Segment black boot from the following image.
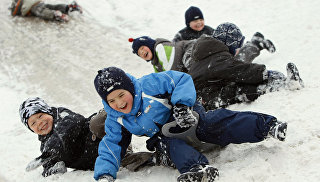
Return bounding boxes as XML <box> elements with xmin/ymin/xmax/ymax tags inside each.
<box><xmin>251</xmin><ymin>32</ymin><xmax>276</xmax><ymax>53</ymax></box>
<box><xmin>68</xmin><ymin>1</ymin><xmax>83</xmax><ymax>13</ymax></box>
<box><xmin>286</xmin><ymin>62</ymin><xmax>304</xmax><ymax>90</ymax></box>
<box><xmin>177</xmin><ymin>164</ymin><xmax>219</xmax><ymax>182</ymax></box>
<box><xmin>268</xmin><ymin>120</ymin><xmax>287</xmax><ymax>141</ymax></box>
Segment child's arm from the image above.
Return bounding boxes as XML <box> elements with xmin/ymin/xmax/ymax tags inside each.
<box><xmin>154</xmin><ymin>44</ymin><xmax>175</xmax><ymax>72</ymax></box>
<box><xmin>172</xmin><ymin>32</ymin><xmax>183</xmax><ymax>43</ymax></box>
<box><xmin>94</xmin><ymin>119</ymin><xmax>132</xmax><ymax>180</ymax></box>
<box><xmin>140</xmin><ymin>70</ymin><xmax>196</xmax><ymax>107</ymax></box>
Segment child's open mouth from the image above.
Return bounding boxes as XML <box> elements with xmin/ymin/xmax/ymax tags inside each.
<box><xmin>120</xmin><ymin>103</ymin><xmax>128</xmax><ymax>110</ymax></box>
<box><xmin>41</xmin><ymin>123</ymin><xmax>48</xmax><ymax>131</ymax></box>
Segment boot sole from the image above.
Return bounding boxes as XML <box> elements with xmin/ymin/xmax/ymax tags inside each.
<box><xmin>177</xmin><ymin>166</ymin><xmax>219</xmax><ymax>182</ymax></box>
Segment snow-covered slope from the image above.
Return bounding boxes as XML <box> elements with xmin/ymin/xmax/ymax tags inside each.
<box><xmin>0</xmin><ymin>0</ymin><xmax>319</xmax><ymax>181</ymax></box>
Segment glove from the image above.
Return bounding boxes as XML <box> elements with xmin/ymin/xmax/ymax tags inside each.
<box><xmin>42</xmin><ymin>161</ymin><xmax>67</xmax><ymax>177</ymax></box>
<box><xmin>99</xmin><ymin>175</ymin><xmax>115</xmax><ymax>182</ymax></box>
<box><xmin>172</xmin><ymin>104</ymin><xmax>197</xmax><ymax>128</ymax></box>
<box><xmin>121</xmin><ymin>152</ymin><xmax>155</xmax><ymax>172</ymax></box>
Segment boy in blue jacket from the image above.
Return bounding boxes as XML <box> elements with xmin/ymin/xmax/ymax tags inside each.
<box><xmin>93</xmin><ymin>67</ymin><xmax>287</xmax><ymax>182</ymax></box>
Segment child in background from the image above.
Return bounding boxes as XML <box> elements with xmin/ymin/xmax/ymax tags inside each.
<box><xmin>172</xmin><ymin>6</ymin><xmax>275</xmax><ymax>56</ymax></box>
<box><xmin>9</xmin><ymin>0</ymin><xmax>82</xmax><ymax>22</ymax></box>
<box><xmin>93</xmin><ymin>67</ymin><xmax>288</xmax><ymax>182</ymax></box>
<box><xmin>129</xmin><ymin>35</ymin><xmax>304</xmax><ymax>110</ymax></box>
<box><xmin>172</xmin><ymin>6</ymin><xmax>215</xmax><ymax>43</ymax></box>
<box><xmin>19</xmin><ymin>97</ymin><xmax>100</xmax><ymax>177</ymax></box>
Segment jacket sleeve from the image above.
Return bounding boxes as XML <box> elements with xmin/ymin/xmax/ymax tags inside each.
<box><xmin>172</xmin><ymin>32</ymin><xmax>182</xmax><ymax>43</ymax></box>
<box><xmin>94</xmin><ymin>117</ymin><xmax>132</xmax><ymax>180</ymax></box>
<box><xmin>141</xmin><ymin>70</ymin><xmax>196</xmax><ymax>107</ymax></box>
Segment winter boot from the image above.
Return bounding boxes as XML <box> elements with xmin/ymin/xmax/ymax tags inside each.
<box><xmin>177</xmin><ymin>164</ymin><xmax>219</xmax><ymax>182</ymax></box>
<box><xmin>251</xmin><ymin>32</ymin><xmax>276</xmax><ymax>53</ymax></box>
<box><xmin>268</xmin><ymin>121</ymin><xmax>287</xmax><ymax>141</ymax></box>
<box><xmin>68</xmin><ymin>1</ymin><xmax>83</xmax><ymax>13</ymax></box>
<box><xmin>286</xmin><ymin>62</ymin><xmax>304</xmax><ymax>90</ymax></box>
<box><xmin>54</xmin><ymin>11</ymin><xmax>69</xmax><ymax>22</ymax></box>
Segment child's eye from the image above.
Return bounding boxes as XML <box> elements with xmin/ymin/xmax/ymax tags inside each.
<box><xmin>108</xmin><ymin>100</ymin><xmax>114</xmax><ymax>104</ymax></box>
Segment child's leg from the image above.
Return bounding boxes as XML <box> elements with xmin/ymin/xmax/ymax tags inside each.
<box><xmin>234</xmin><ymin>42</ymin><xmax>261</xmax><ymax>63</ymax></box>
<box><xmin>152</xmin><ymin>136</ymin><xmax>208</xmax><ymax>174</ymax></box>
<box><xmin>89</xmin><ymin>109</ymin><xmax>107</xmax><ymax>140</ymax></box>
<box><xmin>193</xmin><ymin>102</ymin><xmax>278</xmax><ymax>146</ymax></box>
<box><xmin>30</xmin><ymin>3</ymin><xmax>68</xmax><ymax>21</ymax></box>
<box><xmin>43</xmin><ymin>4</ymin><xmax>69</xmax><ymax>14</ymax></box>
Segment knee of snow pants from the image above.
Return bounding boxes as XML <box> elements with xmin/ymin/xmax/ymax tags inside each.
<box><xmin>193</xmin><ymin>102</ymin><xmax>277</xmax><ymax>146</ymax></box>
<box><xmin>156</xmin><ymin>136</ymin><xmax>209</xmax><ymax>174</ymax></box>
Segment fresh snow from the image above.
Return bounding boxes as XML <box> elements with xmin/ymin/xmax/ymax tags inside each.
<box><xmin>1</xmin><ymin>0</ymin><xmax>320</xmax><ymax>181</ymax></box>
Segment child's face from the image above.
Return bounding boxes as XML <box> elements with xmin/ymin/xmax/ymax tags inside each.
<box><xmin>27</xmin><ymin>113</ymin><xmax>53</xmax><ymax>135</ymax></box>
<box><xmin>107</xmin><ymin>89</ymin><xmax>133</xmax><ymax>114</ymax></box>
<box><xmin>138</xmin><ymin>46</ymin><xmax>153</xmax><ymax>61</ymax></box>
<box><xmin>189</xmin><ymin>19</ymin><xmax>205</xmax><ymax>31</ymax></box>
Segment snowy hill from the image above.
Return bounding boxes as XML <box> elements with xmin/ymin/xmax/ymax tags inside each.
<box><xmin>0</xmin><ymin>0</ymin><xmax>320</xmax><ymax>181</ymax></box>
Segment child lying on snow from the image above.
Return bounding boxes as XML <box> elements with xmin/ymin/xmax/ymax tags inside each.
<box><xmin>129</xmin><ymin>34</ymin><xmax>304</xmax><ymax>110</ymax></box>
<box><xmin>19</xmin><ymin>97</ymin><xmax>153</xmax><ymax>177</ymax></box>
<box><xmin>19</xmin><ymin>97</ymin><xmax>101</xmax><ymax>177</ymax></box>
<box><xmin>93</xmin><ymin>67</ymin><xmax>288</xmax><ymax>182</ymax></box>
<box><xmin>9</xmin><ymin>0</ymin><xmax>82</xmax><ymax>22</ymax></box>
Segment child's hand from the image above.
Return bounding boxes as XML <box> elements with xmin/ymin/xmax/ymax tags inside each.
<box><xmin>173</xmin><ymin>104</ymin><xmax>197</xmax><ymax>128</ymax></box>
<box><xmin>42</xmin><ymin>161</ymin><xmax>67</xmax><ymax>177</ymax></box>
<box><xmin>99</xmin><ymin>175</ymin><xmax>115</xmax><ymax>182</ymax></box>
<box><xmin>54</xmin><ymin>11</ymin><xmax>69</xmax><ymax>22</ymax></box>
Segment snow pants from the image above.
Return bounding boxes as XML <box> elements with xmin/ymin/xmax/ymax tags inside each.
<box><xmin>149</xmin><ymin>101</ymin><xmax>277</xmax><ymax>174</ymax></box>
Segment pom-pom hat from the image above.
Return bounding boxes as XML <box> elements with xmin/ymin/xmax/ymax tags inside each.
<box><xmin>129</xmin><ymin>36</ymin><xmax>156</xmax><ymax>56</ymax></box>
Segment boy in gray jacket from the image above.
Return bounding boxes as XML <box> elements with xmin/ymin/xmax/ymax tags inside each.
<box><xmin>9</xmin><ymin>0</ymin><xmax>82</xmax><ymax>22</ymax></box>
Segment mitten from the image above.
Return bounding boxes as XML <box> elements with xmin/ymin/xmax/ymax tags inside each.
<box><xmin>172</xmin><ymin>104</ymin><xmax>197</xmax><ymax>128</ymax></box>
<box><xmin>121</xmin><ymin>152</ymin><xmax>155</xmax><ymax>172</ymax></box>
<box><xmin>42</xmin><ymin>161</ymin><xmax>67</xmax><ymax>177</ymax></box>
<box><xmin>99</xmin><ymin>175</ymin><xmax>115</xmax><ymax>182</ymax></box>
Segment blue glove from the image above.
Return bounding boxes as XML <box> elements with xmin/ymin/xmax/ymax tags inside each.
<box><xmin>172</xmin><ymin>104</ymin><xmax>197</xmax><ymax>128</ymax></box>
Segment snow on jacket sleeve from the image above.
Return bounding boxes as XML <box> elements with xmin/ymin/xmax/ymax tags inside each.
<box><xmin>140</xmin><ymin>70</ymin><xmax>197</xmax><ymax>107</ymax></box>
<box><xmin>94</xmin><ymin>116</ymin><xmax>132</xmax><ymax>180</ymax></box>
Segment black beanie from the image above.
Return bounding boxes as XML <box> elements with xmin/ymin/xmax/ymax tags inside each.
<box><xmin>129</xmin><ymin>36</ymin><xmax>156</xmax><ymax>56</ymax></box>
<box><xmin>94</xmin><ymin>67</ymin><xmax>135</xmax><ymax>102</ymax></box>
<box><xmin>185</xmin><ymin>6</ymin><xmax>204</xmax><ymax>27</ymax></box>
<box><xmin>19</xmin><ymin>97</ymin><xmax>53</xmax><ymax>131</ymax></box>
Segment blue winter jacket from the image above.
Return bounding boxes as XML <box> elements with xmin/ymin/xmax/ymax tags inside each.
<box><xmin>93</xmin><ymin>70</ymin><xmax>196</xmax><ymax>180</ymax></box>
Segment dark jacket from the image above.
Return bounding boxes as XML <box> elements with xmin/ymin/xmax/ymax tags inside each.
<box><xmin>150</xmin><ymin>36</ymin><xmax>267</xmax><ymax>110</ymax></box>
<box><xmin>172</xmin><ymin>25</ymin><xmax>215</xmax><ymax>43</ymax></box>
<box><xmin>188</xmin><ymin>36</ymin><xmax>266</xmax><ymax>109</ymax></box>
<box><xmin>38</xmin><ymin>107</ymin><xmax>100</xmax><ymax>175</ymax></box>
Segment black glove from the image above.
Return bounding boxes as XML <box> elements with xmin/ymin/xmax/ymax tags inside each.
<box><xmin>172</xmin><ymin>104</ymin><xmax>197</xmax><ymax>128</ymax></box>
<box><xmin>42</xmin><ymin>161</ymin><xmax>67</xmax><ymax>177</ymax></box>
